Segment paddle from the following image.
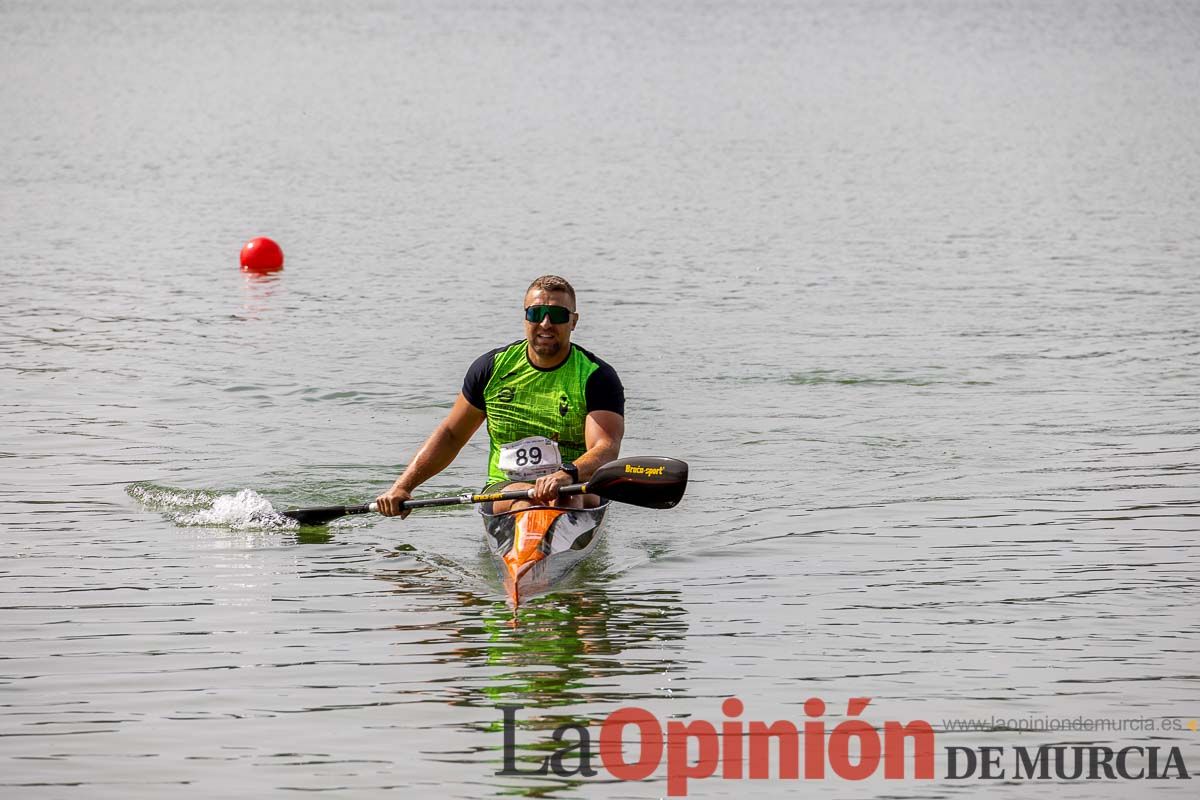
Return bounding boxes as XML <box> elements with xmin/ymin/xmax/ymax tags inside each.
<box><xmin>280</xmin><ymin>456</ymin><xmax>688</xmax><ymax>526</ymax></box>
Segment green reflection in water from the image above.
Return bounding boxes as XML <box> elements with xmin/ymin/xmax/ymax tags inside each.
<box><xmin>463</xmin><ymin>581</ymin><xmax>687</xmax><ymax>797</ymax></box>
<box><xmin>373</xmin><ymin>531</ymin><xmax>689</xmax><ymax>797</ymax></box>
<box><xmin>292</xmin><ymin>526</ymin><xmax>334</xmax><ymax>545</ymax></box>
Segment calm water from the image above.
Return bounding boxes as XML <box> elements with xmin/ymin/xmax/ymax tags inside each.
<box><xmin>2</xmin><ymin>1</ymin><xmax>1199</xmax><ymax>797</ymax></box>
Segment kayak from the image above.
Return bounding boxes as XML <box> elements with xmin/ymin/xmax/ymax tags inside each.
<box><xmin>480</xmin><ymin>501</ymin><xmax>610</xmax><ymax>606</ymax></box>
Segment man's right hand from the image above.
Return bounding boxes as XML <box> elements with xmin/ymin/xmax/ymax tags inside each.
<box><xmin>375</xmin><ymin>486</ymin><xmax>414</xmax><ymax>518</ymax></box>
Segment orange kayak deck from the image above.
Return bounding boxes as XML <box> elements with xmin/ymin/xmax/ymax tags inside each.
<box><xmin>481</xmin><ymin>502</ymin><xmax>609</xmax><ymax>607</ymax></box>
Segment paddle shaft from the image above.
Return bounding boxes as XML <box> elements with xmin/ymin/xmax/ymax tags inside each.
<box><xmin>328</xmin><ymin>483</ymin><xmax>590</xmax><ymax>518</ymax></box>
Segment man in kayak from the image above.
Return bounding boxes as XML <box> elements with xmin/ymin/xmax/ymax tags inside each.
<box><xmin>374</xmin><ymin>275</ymin><xmax>625</xmax><ymax>518</ymax></box>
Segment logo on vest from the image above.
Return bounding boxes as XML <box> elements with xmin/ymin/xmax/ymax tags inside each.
<box><xmin>559</xmin><ymin>394</ymin><xmax>570</xmax><ymax>416</ymax></box>
<box><xmin>497</xmin><ymin>387</ymin><xmax>516</xmax><ymax>403</ymax></box>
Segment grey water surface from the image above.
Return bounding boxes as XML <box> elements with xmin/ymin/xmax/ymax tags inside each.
<box><xmin>2</xmin><ymin>1</ymin><xmax>1198</xmax><ymax>797</ymax></box>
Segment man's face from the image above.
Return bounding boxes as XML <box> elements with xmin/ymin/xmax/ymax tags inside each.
<box><xmin>523</xmin><ymin>288</ymin><xmax>577</xmax><ymax>361</ymax></box>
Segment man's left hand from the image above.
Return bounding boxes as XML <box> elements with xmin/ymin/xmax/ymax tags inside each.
<box><xmin>530</xmin><ymin>470</ymin><xmax>573</xmax><ymax>505</ymax></box>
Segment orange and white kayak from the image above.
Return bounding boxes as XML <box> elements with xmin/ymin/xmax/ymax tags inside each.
<box><xmin>481</xmin><ymin>501</ymin><xmax>609</xmax><ymax>607</ymax></box>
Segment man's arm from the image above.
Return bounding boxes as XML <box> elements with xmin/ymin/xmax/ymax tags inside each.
<box><xmin>376</xmin><ymin>393</ymin><xmax>486</xmax><ymax>517</ymax></box>
<box><xmin>529</xmin><ymin>410</ymin><xmax>624</xmax><ymax>504</ymax></box>
<box><xmin>575</xmin><ymin>410</ymin><xmax>624</xmax><ymax>479</ymax></box>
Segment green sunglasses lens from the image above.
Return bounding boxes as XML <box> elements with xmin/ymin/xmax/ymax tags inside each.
<box><xmin>525</xmin><ymin>305</ymin><xmax>572</xmax><ymax>324</ymax></box>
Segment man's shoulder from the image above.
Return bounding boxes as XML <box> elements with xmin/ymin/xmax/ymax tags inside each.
<box><xmin>571</xmin><ymin>343</ymin><xmax>620</xmax><ymax>376</ymax></box>
<box><xmin>573</xmin><ymin>344</ymin><xmax>624</xmax><ymax>416</ymax></box>
<box><xmin>466</xmin><ymin>341</ymin><xmax>524</xmax><ymax>372</ymax></box>
<box><xmin>462</xmin><ymin>341</ymin><xmax>525</xmax><ymax>409</ymax></box>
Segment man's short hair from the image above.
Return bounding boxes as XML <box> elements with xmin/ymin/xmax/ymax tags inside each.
<box><xmin>526</xmin><ymin>275</ymin><xmax>576</xmax><ymax>305</ymax></box>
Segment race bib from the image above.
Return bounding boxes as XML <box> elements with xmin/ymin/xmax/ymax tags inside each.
<box><xmin>498</xmin><ymin>436</ymin><xmax>562</xmax><ymax>481</ymax></box>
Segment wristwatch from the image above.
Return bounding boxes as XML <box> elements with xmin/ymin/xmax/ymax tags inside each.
<box><xmin>561</xmin><ymin>462</ymin><xmax>580</xmax><ymax>482</ymax></box>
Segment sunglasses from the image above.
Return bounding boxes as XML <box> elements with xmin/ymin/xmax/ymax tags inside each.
<box><xmin>524</xmin><ymin>305</ymin><xmax>574</xmax><ymax>324</ymax></box>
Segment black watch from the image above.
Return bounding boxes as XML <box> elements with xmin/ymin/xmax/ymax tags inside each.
<box><xmin>561</xmin><ymin>462</ymin><xmax>580</xmax><ymax>481</ymax></box>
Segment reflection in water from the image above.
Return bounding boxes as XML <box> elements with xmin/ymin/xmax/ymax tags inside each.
<box><xmin>376</xmin><ymin>561</ymin><xmax>687</xmax><ymax>796</ymax></box>
<box><xmin>474</xmin><ymin>588</ymin><xmax>687</xmax><ymax>707</ymax></box>
<box><xmin>465</xmin><ymin>585</ymin><xmax>687</xmax><ymax>797</ymax></box>
<box><xmin>292</xmin><ymin>526</ymin><xmax>334</xmax><ymax>545</ymax></box>
<box><xmin>238</xmin><ymin>271</ymin><xmax>285</xmax><ymax>320</ymax></box>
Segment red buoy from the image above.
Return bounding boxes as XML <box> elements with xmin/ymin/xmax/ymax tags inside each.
<box><xmin>240</xmin><ymin>237</ymin><xmax>284</xmax><ymax>272</ymax></box>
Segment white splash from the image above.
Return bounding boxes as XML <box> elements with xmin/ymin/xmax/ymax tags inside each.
<box><xmin>176</xmin><ymin>489</ymin><xmax>292</xmax><ymax>529</ymax></box>
<box><xmin>128</xmin><ymin>483</ymin><xmax>296</xmax><ymax>530</ymax></box>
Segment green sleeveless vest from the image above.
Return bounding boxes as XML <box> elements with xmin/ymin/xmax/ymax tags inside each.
<box><xmin>481</xmin><ymin>342</ymin><xmax>600</xmax><ymax>483</ymax></box>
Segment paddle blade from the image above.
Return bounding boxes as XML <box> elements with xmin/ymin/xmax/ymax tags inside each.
<box><xmin>586</xmin><ymin>457</ymin><xmax>689</xmax><ymax>509</ymax></box>
<box><xmin>280</xmin><ymin>503</ymin><xmax>371</xmax><ymax>526</ymax></box>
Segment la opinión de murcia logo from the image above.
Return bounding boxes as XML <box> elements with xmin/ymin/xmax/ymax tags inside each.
<box><xmin>497</xmin><ymin>698</ymin><xmax>1193</xmax><ymax>796</ymax></box>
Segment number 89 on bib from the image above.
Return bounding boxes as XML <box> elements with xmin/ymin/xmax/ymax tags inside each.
<box><xmin>497</xmin><ymin>436</ymin><xmax>563</xmax><ymax>480</ymax></box>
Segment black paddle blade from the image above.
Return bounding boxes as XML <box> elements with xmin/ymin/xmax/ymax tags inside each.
<box><xmin>587</xmin><ymin>457</ymin><xmax>689</xmax><ymax>509</ymax></box>
<box><xmin>280</xmin><ymin>504</ymin><xmax>371</xmax><ymax>526</ymax></box>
